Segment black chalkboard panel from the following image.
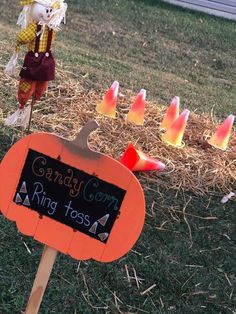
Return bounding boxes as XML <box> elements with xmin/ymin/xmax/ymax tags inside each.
<box><xmin>14</xmin><ymin>149</ymin><xmax>126</xmax><ymax>243</ymax></box>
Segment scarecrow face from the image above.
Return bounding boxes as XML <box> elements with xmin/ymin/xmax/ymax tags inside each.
<box><xmin>31</xmin><ymin>3</ymin><xmax>54</xmax><ymax>23</ymax></box>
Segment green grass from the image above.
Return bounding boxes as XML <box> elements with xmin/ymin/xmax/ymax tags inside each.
<box><xmin>65</xmin><ymin>0</ymin><xmax>236</xmax><ymax>117</ymax></box>
<box><xmin>0</xmin><ymin>0</ymin><xmax>236</xmax><ymax>313</ymax></box>
<box><xmin>1</xmin><ymin>0</ymin><xmax>236</xmax><ymax>116</ymax></box>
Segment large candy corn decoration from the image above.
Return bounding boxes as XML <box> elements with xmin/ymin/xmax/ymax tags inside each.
<box><xmin>0</xmin><ymin>121</ymin><xmax>145</xmax><ymax>313</ymax></box>
<box><xmin>208</xmin><ymin>115</ymin><xmax>235</xmax><ymax>150</ymax></box>
<box><xmin>160</xmin><ymin>96</ymin><xmax>180</xmax><ymax>130</ymax></box>
<box><xmin>126</xmin><ymin>89</ymin><xmax>146</xmax><ymax>126</ymax></box>
<box><xmin>161</xmin><ymin>109</ymin><xmax>190</xmax><ymax>148</ymax></box>
<box><xmin>120</xmin><ymin>143</ymin><xmax>165</xmax><ymax>172</ymax></box>
<box><xmin>96</xmin><ymin>81</ymin><xmax>119</xmax><ymax>118</ymax></box>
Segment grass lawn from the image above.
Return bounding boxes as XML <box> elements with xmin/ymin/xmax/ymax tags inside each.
<box><xmin>0</xmin><ymin>0</ymin><xmax>236</xmax><ymax>313</ymax></box>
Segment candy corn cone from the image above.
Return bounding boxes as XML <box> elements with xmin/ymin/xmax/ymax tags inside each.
<box><xmin>160</xmin><ymin>96</ymin><xmax>180</xmax><ymax>130</ymax></box>
<box><xmin>120</xmin><ymin>143</ymin><xmax>165</xmax><ymax>172</ymax></box>
<box><xmin>208</xmin><ymin>115</ymin><xmax>235</xmax><ymax>151</ymax></box>
<box><xmin>126</xmin><ymin>89</ymin><xmax>146</xmax><ymax>125</ymax></box>
<box><xmin>96</xmin><ymin>81</ymin><xmax>119</xmax><ymax>118</ymax></box>
<box><xmin>120</xmin><ymin>143</ymin><xmax>139</xmax><ymax>170</ymax></box>
<box><xmin>161</xmin><ymin>109</ymin><xmax>190</xmax><ymax>148</ymax></box>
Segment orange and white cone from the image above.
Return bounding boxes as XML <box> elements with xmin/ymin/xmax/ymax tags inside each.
<box><xmin>161</xmin><ymin>109</ymin><xmax>190</xmax><ymax>148</ymax></box>
<box><xmin>208</xmin><ymin>115</ymin><xmax>235</xmax><ymax>151</ymax></box>
<box><xmin>160</xmin><ymin>96</ymin><xmax>180</xmax><ymax>130</ymax></box>
<box><xmin>96</xmin><ymin>81</ymin><xmax>119</xmax><ymax>118</ymax></box>
<box><xmin>120</xmin><ymin>143</ymin><xmax>165</xmax><ymax>172</ymax></box>
<box><xmin>126</xmin><ymin>89</ymin><xmax>146</xmax><ymax>126</ymax></box>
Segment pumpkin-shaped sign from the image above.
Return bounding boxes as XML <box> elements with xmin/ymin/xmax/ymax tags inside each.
<box><xmin>0</xmin><ymin>121</ymin><xmax>145</xmax><ymax>262</ymax></box>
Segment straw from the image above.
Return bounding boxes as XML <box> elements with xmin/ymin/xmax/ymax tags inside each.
<box><xmin>1</xmin><ymin>67</ymin><xmax>236</xmax><ymax>196</ymax></box>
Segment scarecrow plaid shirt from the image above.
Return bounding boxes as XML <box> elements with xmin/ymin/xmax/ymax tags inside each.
<box><xmin>16</xmin><ymin>22</ymin><xmax>56</xmax><ymax>52</ymax></box>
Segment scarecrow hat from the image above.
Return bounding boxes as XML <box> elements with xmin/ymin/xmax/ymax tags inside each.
<box><xmin>20</xmin><ymin>0</ymin><xmax>62</xmax><ymax>8</ymax></box>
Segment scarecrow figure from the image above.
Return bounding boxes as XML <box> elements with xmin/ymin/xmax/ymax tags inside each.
<box><xmin>5</xmin><ymin>0</ymin><xmax>67</xmax><ymax>129</ymax></box>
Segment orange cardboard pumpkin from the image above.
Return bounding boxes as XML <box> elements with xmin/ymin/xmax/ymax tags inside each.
<box><xmin>0</xmin><ymin>121</ymin><xmax>145</xmax><ymax>262</ymax></box>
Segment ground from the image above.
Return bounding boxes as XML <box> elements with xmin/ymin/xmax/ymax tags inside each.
<box><xmin>0</xmin><ymin>1</ymin><xmax>235</xmax><ymax>313</ymax></box>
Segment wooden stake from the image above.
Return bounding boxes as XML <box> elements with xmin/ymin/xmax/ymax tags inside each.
<box><xmin>27</xmin><ymin>97</ymin><xmax>36</xmax><ymax>134</ymax></box>
<box><xmin>25</xmin><ymin>246</ymin><xmax>58</xmax><ymax>314</ymax></box>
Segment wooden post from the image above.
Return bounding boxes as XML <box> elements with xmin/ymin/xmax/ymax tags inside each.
<box><xmin>25</xmin><ymin>246</ymin><xmax>58</xmax><ymax>314</ymax></box>
<box><xmin>27</xmin><ymin>97</ymin><xmax>36</xmax><ymax>134</ymax></box>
